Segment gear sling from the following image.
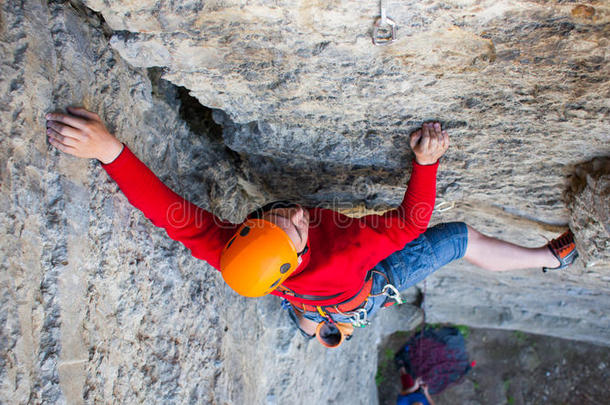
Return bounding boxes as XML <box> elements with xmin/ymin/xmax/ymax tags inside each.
<box><xmin>278</xmin><ymin>269</ymin><xmax>405</xmax><ymax>348</ymax></box>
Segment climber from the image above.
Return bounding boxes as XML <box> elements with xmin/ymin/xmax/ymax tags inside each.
<box><xmin>45</xmin><ymin>107</ymin><xmax>579</xmax><ymax>347</ymax></box>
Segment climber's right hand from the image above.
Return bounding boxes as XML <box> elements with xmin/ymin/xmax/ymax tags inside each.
<box><xmin>46</xmin><ymin>107</ymin><xmax>124</xmax><ymax>164</ymax></box>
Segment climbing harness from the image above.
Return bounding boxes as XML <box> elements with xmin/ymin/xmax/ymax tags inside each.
<box><xmin>281</xmin><ymin>299</ymin><xmax>315</xmax><ymax>340</ymax></box>
<box><xmin>372</xmin><ymin>0</ymin><xmax>397</xmax><ymax>46</ymax></box>
<box><xmin>335</xmin><ymin>307</ymin><xmax>369</xmax><ymax>328</ymax></box>
<box><xmin>280</xmin><ymin>269</ymin><xmax>405</xmax><ymax>347</ymax></box>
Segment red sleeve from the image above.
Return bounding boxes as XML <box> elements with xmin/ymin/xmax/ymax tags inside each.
<box><xmin>101</xmin><ymin>145</ymin><xmax>238</xmax><ymax>269</ymax></box>
<box><xmin>360</xmin><ymin>159</ymin><xmax>438</xmax><ymax>246</ymax></box>
<box><xmin>394</xmin><ymin>159</ymin><xmax>438</xmax><ymax>231</ymax></box>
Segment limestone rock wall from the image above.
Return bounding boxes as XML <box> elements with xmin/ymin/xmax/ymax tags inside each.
<box><xmin>565</xmin><ymin>157</ymin><xmax>610</xmax><ymax>267</ymax></box>
<box><xmin>87</xmin><ymin>0</ymin><xmax>609</xmax><ymax>224</ymax></box>
<box><xmin>0</xmin><ymin>2</ymin><xmax>422</xmax><ymax>404</ymax></box>
<box><xmin>81</xmin><ymin>0</ymin><xmax>610</xmax><ymax>342</ymax></box>
<box><xmin>1</xmin><ymin>1</ymin><xmax>609</xmax><ymax>404</ymax></box>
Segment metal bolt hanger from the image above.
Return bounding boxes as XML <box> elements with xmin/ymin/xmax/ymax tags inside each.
<box><xmin>372</xmin><ymin>0</ymin><xmax>397</xmax><ymax>45</ymax></box>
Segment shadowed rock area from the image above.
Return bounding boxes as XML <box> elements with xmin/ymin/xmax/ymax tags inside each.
<box><xmin>0</xmin><ymin>1</ymin><xmax>608</xmax><ymax>404</ymax></box>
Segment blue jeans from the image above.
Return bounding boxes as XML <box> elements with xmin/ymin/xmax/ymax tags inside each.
<box><xmin>302</xmin><ymin>222</ymin><xmax>469</xmax><ymax>324</ymax></box>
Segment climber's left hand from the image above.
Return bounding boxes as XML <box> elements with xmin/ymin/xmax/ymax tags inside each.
<box><xmin>45</xmin><ymin>107</ymin><xmax>123</xmax><ymax>164</ymax></box>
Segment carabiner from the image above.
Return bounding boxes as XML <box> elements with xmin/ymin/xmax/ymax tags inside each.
<box><xmin>350</xmin><ymin>308</ymin><xmax>370</xmax><ymax>328</ymax></box>
<box><xmin>435</xmin><ymin>201</ymin><xmax>456</xmax><ymax>213</ymax></box>
<box><xmin>382</xmin><ymin>284</ymin><xmax>404</xmax><ymax>305</ymax></box>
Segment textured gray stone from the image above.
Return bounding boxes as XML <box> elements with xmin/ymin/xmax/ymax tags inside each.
<box><xmin>0</xmin><ymin>1</ymin><xmax>250</xmax><ymax>403</ymax></box>
<box><xmin>85</xmin><ymin>0</ymin><xmax>610</xmax><ymax>225</ymax></box>
<box><xmin>1</xmin><ymin>0</ymin><xmax>609</xmax><ymax>404</ymax></box>
<box><xmin>566</xmin><ymin>158</ymin><xmax>610</xmax><ymax>268</ymax></box>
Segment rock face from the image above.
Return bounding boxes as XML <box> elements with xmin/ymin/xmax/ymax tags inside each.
<box><xmin>0</xmin><ymin>1</ymin><xmax>608</xmax><ymax>404</ymax></box>
<box><xmin>565</xmin><ymin>158</ymin><xmax>610</xmax><ymax>267</ymax></box>
<box><xmin>87</xmin><ymin>0</ymin><xmax>609</xmax><ymax>221</ymax></box>
<box><xmin>0</xmin><ymin>2</ymin><xmax>419</xmax><ymax>404</ymax></box>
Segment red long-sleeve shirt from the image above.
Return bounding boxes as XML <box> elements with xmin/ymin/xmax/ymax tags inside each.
<box><xmin>102</xmin><ymin>146</ymin><xmax>438</xmax><ymax>306</ymax></box>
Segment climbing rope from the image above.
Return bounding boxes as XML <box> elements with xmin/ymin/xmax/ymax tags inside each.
<box><xmin>416</xmin><ymin>279</ymin><xmax>427</xmax><ymax>367</ymax></box>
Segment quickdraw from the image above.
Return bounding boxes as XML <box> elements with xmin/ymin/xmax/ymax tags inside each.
<box><xmin>372</xmin><ymin>0</ymin><xmax>397</xmax><ymax>46</ymax></box>
<box><xmin>283</xmin><ymin>270</ymin><xmax>405</xmax><ymax>340</ymax></box>
<box><xmin>334</xmin><ymin>306</ymin><xmax>370</xmax><ymax>328</ymax></box>
<box><xmin>350</xmin><ymin>308</ymin><xmax>370</xmax><ymax>328</ymax></box>
<box><xmin>311</xmin><ymin>281</ymin><xmax>404</xmax><ymax>329</ymax></box>
<box><xmin>381</xmin><ymin>283</ymin><xmax>405</xmax><ymax>305</ymax></box>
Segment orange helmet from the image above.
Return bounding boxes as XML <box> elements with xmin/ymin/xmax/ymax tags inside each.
<box><xmin>220</xmin><ymin>218</ymin><xmax>299</xmax><ymax>297</ymax></box>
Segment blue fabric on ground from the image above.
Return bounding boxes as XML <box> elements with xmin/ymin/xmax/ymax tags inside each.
<box><xmin>396</xmin><ymin>391</ymin><xmax>429</xmax><ymax>405</ymax></box>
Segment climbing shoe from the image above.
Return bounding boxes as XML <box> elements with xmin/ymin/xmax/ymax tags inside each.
<box><xmin>542</xmin><ymin>229</ymin><xmax>579</xmax><ymax>272</ymax></box>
